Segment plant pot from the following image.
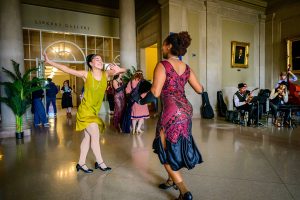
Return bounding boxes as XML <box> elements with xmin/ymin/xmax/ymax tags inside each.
<box><xmin>15</xmin><ymin>131</ymin><xmax>24</xmax><ymax>139</ymax></box>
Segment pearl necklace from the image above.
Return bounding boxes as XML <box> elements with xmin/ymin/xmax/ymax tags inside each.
<box><xmin>169</xmin><ymin>56</ymin><xmax>179</xmax><ymax>60</ymax></box>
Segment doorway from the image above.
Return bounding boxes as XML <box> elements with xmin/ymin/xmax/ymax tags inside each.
<box><xmin>140</xmin><ymin>43</ymin><xmax>158</xmax><ymax>114</ymax></box>
<box><xmin>141</xmin><ymin>43</ymin><xmax>158</xmax><ymax>81</ymax></box>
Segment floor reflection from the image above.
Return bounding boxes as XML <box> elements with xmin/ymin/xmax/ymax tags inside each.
<box><xmin>0</xmin><ymin>110</ymin><xmax>300</xmax><ymax>200</ymax></box>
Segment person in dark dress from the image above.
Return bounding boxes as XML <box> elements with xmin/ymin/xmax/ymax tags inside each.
<box><xmin>106</xmin><ymin>80</ymin><xmax>115</xmax><ymax>115</ymax></box>
<box><xmin>61</xmin><ymin>80</ymin><xmax>73</xmax><ymax>117</ymax></box>
<box><xmin>139</xmin><ymin>32</ymin><xmax>204</xmax><ymax>200</ymax></box>
<box><xmin>113</xmin><ymin>74</ymin><xmax>125</xmax><ymax>132</ymax></box>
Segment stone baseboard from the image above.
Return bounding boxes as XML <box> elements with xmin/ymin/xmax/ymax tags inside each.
<box><xmin>0</xmin><ymin>128</ymin><xmax>31</xmax><ymax>139</ymax></box>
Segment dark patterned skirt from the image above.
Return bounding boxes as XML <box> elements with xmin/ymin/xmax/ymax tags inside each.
<box><xmin>61</xmin><ymin>93</ymin><xmax>73</xmax><ymax>108</ymax></box>
<box><xmin>152</xmin><ymin>135</ymin><xmax>203</xmax><ymax>171</ymax></box>
<box><xmin>121</xmin><ymin>100</ymin><xmax>134</xmax><ymax>133</ymax></box>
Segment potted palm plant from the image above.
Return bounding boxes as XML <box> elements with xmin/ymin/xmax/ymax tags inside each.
<box><xmin>0</xmin><ymin>60</ymin><xmax>44</xmax><ymax>139</ymax></box>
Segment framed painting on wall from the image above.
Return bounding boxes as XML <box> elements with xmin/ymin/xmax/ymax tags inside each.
<box><xmin>231</xmin><ymin>41</ymin><xmax>249</xmax><ymax>68</ymax></box>
<box><xmin>287</xmin><ymin>37</ymin><xmax>300</xmax><ymax>73</ymax></box>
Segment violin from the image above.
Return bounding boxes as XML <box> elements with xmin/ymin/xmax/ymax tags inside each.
<box><xmin>277</xmin><ymin>88</ymin><xmax>286</xmax><ymax>98</ymax></box>
<box><xmin>246</xmin><ymin>87</ymin><xmax>259</xmax><ymax>102</ymax></box>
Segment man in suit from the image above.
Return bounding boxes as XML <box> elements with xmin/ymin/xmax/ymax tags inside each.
<box><xmin>235</xmin><ymin>47</ymin><xmax>245</xmax><ymax>64</ymax></box>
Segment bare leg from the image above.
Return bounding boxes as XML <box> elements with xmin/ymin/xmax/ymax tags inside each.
<box><xmin>78</xmin><ymin>130</ymin><xmax>91</xmax><ymax>170</ymax></box>
<box><xmin>86</xmin><ymin>123</ymin><xmax>108</xmax><ymax>168</ymax></box>
<box><xmin>160</xmin><ymin>131</ymin><xmax>189</xmax><ymax>195</ymax></box>
<box><xmin>136</xmin><ymin>119</ymin><xmax>144</xmax><ymax>133</ymax></box>
<box><xmin>132</xmin><ymin>119</ymin><xmax>138</xmax><ymax>134</ymax></box>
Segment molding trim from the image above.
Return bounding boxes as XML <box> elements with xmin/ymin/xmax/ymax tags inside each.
<box><xmin>220</xmin><ymin>0</ymin><xmax>267</xmax><ymax>11</ymax></box>
<box><xmin>21</xmin><ymin>0</ymin><xmax>119</xmax><ymax>17</ymax></box>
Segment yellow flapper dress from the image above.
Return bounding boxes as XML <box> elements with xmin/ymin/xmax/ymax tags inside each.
<box><xmin>76</xmin><ymin>71</ymin><xmax>107</xmax><ymax>132</ymax></box>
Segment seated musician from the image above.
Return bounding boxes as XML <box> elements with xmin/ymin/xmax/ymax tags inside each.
<box><xmin>275</xmin><ymin>70</ymin><xmax>297</xmax><ymax>88</ymax></box>
<box><xmin>233</xmin><ymin>83</ymin><xmax>258</xmax><ymax>126</ymax></box>
<box><xmin>269</xmin><ymin>82</ymin><xmax>289</xmax><ymax>127</ymax></box>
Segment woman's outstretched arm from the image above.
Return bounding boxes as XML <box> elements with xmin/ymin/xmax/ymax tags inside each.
<box><xmin>43</xmin><ymin>53</ymin><xmax>87</xmax><ymax>79</ymax></box>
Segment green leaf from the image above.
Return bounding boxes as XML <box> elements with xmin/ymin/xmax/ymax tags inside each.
<box><xmin>24</xmin><ymin>86</ymin><xmax>44</xmax><ymax>97</ymax></box>
<box><xmin>23</xmin><ymin>67</ymin><xmax>38</xmax><ymax>81</ymax></box>
<box><xmin>11</xmin><ymin>60</ymin><xmax>22</xmax><ymax>79</ymax></box>
<box><xmin>0</xmin><ymin>61</ymin><xmax>42</xmax><ymax>118</ymax></box>
<box><xmin>1</xmin><ymin>67</ymin><xmax>18</xmax><ymax>81</ymax></box>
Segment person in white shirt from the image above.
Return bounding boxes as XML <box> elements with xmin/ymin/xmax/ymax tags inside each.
<box><xmin>275</xmin><ymin>70</ymin><xmax>297</xmax><ymax>88</ymax></box>
<box><xmin>233</xmin><ymin>83</ymin><xmax>256</xmax><ymax>126</ymax></box>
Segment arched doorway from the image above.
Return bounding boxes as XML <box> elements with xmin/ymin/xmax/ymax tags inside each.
<box><xmin>44</xmin><ymin>40</ymin><xmax>86</xmax><ymax>111</ymax></box>
<box><xmin>23</xmin><ymin>28</ymin><xmax>121</xmax><ymax>116</ymax></box>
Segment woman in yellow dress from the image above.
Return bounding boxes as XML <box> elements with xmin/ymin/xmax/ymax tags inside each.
<box><xmin>44</xmin><ymin>53</ymin><xmax>126</xmax><ymax>173</ymax></box>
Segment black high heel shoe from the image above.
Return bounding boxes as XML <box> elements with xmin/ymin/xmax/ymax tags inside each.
<box><xmin>76</xmin><ymin>164</ymin><xmax>93</xmax><ymax>173</ymax></box>
<box><xmin>176</xmin><ymin>192</ymin><xmax>193</xmax><ymax>200</ymax></box>
<box><xmin>95</xmin><ymin>162</ymin><xmax>112</xmax><ymax>171</ymax></box>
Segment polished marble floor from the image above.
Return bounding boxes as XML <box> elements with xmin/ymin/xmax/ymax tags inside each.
<box><xmin>0</xmin><ymin>110</ymin><xmax>300</xmax><ymax>200</ymax></box>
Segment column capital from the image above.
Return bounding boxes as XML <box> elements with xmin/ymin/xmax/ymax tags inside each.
<box><xmin>158</xmin><ymin>0</ymin><xmax>169</xmax><ymax>6</ymax></box>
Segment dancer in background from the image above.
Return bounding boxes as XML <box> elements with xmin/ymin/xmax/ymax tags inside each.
<box><xmin>113</xmin><ymin>74</ymin><xmax>126</xmax><ymax>132</ymax></box>
<box><xmin>126</xmin><ymin>70</ymin><xmax>150</xmax><ymax>134</ymax></box>
<box><xmin>139</xmin><ymin>32</ymin><xmax>203</xmax><ymax>200</ymax></box>
<box><xmin>106</xmin><ymin>80</ymin><xmax>115</xmax><ymax>115</ymax></box>
<box><xmin>44</xmin><ymin>53</ymin><xmax>126</xmax><ymax>173</ymax></box>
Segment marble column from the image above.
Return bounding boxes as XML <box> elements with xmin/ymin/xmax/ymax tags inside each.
<box><xmin>0</xmin><ymin>0</ymin><xmax>24</xmax><ymax>134</ymax></box>
<box><xmin>119</xmin><ymin>0</ymin><xmax>137</xmax><ymax>68</ymax></box>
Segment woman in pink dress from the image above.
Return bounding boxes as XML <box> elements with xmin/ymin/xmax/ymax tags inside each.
<box><xmin>126</xmin><ymin>70</ymin><xmax>150</xmax><ymax>134</ymax></box>
<box><xmin>139</xmin><ymin>32</ymin><xmax>203</xmax><ymax>200</ymax></box>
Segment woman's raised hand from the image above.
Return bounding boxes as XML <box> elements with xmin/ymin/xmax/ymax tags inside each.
<box><xmin>109</xmin><ymin>63</ymin><xmax>122</xmax><ymax>74</ymax></box>
<box><xmin>43</xmin><ymin>52</ymin><xmax>50</xmax><ymax>63</ymax></box>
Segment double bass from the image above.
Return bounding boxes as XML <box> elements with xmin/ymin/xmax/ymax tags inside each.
<box><xmin>287</xmin><ymin>66</ymin><xmax>300</xmax><ymax>105</ymax></box>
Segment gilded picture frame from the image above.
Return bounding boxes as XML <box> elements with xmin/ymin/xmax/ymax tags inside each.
<box><xmin>287</xmin><ymin>37</ymin><xmax>300</xmax><ymax>73</ymax></box>
<box><xmin>231</xmin><ymin>41</ymin><xmax>249</xmax><ymax>68</ymax></box>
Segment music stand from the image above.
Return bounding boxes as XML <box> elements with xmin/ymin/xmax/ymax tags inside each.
<box><xmin>250</xmin><ymin>96</ymin><xmax>265</xmax><ymax>127</ymax></box>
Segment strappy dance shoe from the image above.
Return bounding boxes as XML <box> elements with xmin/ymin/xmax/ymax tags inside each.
<box><xmin>95</xmin><ymin>162</ymin><xmax>112</xmax><ymax>171</ymax></box>
<box><xmin>76</xmin><ymin>164</ymin><xmax>93</xmax><ymax>173</ymax></box>
<box><xmin>176</xmin><ymin>191</ymin><xmax>193</xmax><ymax>200</ymax></box>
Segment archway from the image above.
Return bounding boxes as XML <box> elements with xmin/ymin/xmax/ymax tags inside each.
<box><xmin>44</xmin><ymin>40</ymin><xmax>86</xmax><ymax>111</ymax></box>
